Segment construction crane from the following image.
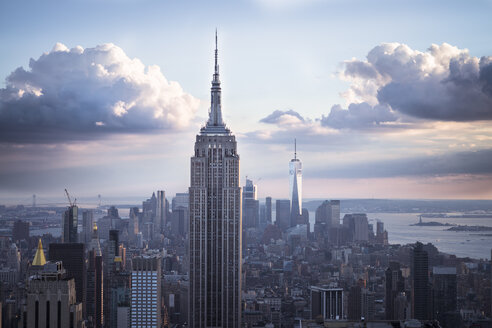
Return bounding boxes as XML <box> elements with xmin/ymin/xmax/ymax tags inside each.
<box><xmin>64</xmin><ymin>188</ymin><xmax>76</xmax><ymax>207</ymax></box>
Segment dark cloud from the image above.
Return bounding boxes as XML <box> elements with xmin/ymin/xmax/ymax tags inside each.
<box><xmin>342</xmin><ymin>42</ymin><xmax>492</xmax><ymax>121</ymax></box>
<box><xmin>308</xmin><ymin>149</ymin><xmax>492</xmax><ymax>179</ymax></box>
<box><xmin>260</xmin><ymin>109</ymin><xmax>305</xmax><ymax>124</ymax></box>
<box><xmin>321</xmin><ymin>102</ymin><xmax>398</xmax><ymax>129</ymax></box>
<box><xmin>0</xmin><ymin>43</ymin><xmax>199</xmax><ymax>143</ymax></box>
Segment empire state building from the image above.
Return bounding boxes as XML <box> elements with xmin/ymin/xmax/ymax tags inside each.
<box><xmin>189</xmin><ymin>33</ymin><xmax>242</xmax><ymax>328</ymax></box>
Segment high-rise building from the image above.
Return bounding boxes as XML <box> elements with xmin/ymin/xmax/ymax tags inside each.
<box><xmin>289</xmin><ymin>140</ymin><xmax>302</xmax><ymax>227</ymax></box>
<box><xmin>275</xmin><ymin>199</ymin><xmax>290</xmax><ymax>231</ymax></box>
<box><xmin>343</xmin><ymin>214</ymin><xmax>369</xmax><ymax>242</ymax></box>
<box><xmin>156</xmin><ymin>190</ymin><xmax>165</xmax><ymax>235</ymax></box>
<box><xmin>315</xmin><ymin>201</ymin><xmax>331</xmax><ymax>225</ymax></box>
<box><xmin>189</xmin><ymin>32</ymin><xmax>242</xmax><ymax>328</ymax></box>
<box><xmin>347</xmin><ymin>285</ymin><xmax>362</xmax><ymax>320</ymax></box>
<box><xmin>131</xmin><ymin>251</ymin><xmax>162</xmax><ymax>328</ymax></box>
<box><xmin>62</xmin><ymin>205</ymin><xmax>78</xmax><ymax>243</ymax></box>
<box><xmin>25</xmin><ymin>262</ymin><xmax>84</xmax><ymax>328</ymax></box>
<box><xmin>109</xmin><ymin>265</ymin><xmax>130</xmax><ymax>328</ymax></box>
<box><xmin>129</xmin><ymin>207</ymin><xmax>140</xmax><ymax>243</ymax></box>
<box><xmin>412</xmin><ymin>242</ymin><xmax>430</xmax><ymax>320</ymax></box>
<box><xmin>314</xmin><ymin>201</ymin><xmax>331</xmax><ymax>242</ymax></box>
<box><xmin>243</xmin><ymin>178</ymin><xmax>259</xmax><ymax>229</ymax></box>
<box><xmin>82</xmin><ymin>210</ymin><xmax>94</xmax><ymax>245</ymax></box>
<box><xmin>432</xmin><ymin>267</ymin><xmax>457</xmax><ymax>324</ymax></box>
<box><xmin>265</xmin><ymin>197</ymin><xmax>272</xmax><ymax>224</ymax></box>
<box><xmin>12</xmin><ymin>220</ymin><xmax>30</xmax><ymax>242</ymax></box>
<box><xmin>172</xmin><ymin>193</ymin><xmax>189</xmax><ymax>211</ymax></box>
<box><xmin>311</xmin><ymin>286</ymin><xmax>344</xmax><ymax>320</ymax></box>
<box><xmin>385</xmin><ymin>261</ymin><xmax>405</xmax><ymax>320</ymax></box>
<box><xmin>171</xmin><ymin>206</ymin><xmax>188</xmax><ymax>237</ymax></box>
<box><xmin>104</xmin><ymin>229</ymin><xmax>120</xmax><ymax>328</ymax></box>
<box><xmin>330</xmin><ymin>200</ymin><xmax>340</xmax><ymax>227</ymax></box>
<box><xmin>48</xmin><ymin>243</ymin><xmax>86</xmax><ymax>316</ymax></box>
<box><xmin>87</xmin><ymin>224</ymin><xmax>104</xmax><ymax>328</ymax></box>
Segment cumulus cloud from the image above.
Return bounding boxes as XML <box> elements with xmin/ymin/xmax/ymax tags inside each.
<box><xmin>0</xmin><ymin>43</ymin><xmax>199</xmax><ymax>143</ymax></box>
<box><xmin>341</xmin><ymin>42</ymin><xmax>492</xmax><ymax>121</ymax></box>
<box><xmin>321</xmin><ymin>102</ymin><xmax>398</xmax><ymax>129</ymax></box>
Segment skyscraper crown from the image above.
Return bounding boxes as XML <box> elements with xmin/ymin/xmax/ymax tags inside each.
<box><xmin>201</xmin><ymin>30</ymin><xmax>230</xmax><ymax>135</ymax></box>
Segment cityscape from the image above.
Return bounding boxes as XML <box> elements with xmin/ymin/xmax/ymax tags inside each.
<box><xmin>1</xmin><ymin>1</ymin><xmax>492</xmax><ymax>328</ymax></box>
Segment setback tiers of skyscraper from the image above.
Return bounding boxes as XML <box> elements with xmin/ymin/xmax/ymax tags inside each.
<box><xmin>189</xmin><ymin>32</ymin><xmax>242</xmax><ymax>328</ymax></box>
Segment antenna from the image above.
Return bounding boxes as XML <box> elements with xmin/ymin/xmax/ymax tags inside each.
<box><xmin>294</xmin><ymin>138</ymin><xmax>297</xmax><ymax>160</ymax></box>
<box><xmin>214</xmin><ymin>29</ymin><xmax>219</xmax><ymax>75</ymax></box>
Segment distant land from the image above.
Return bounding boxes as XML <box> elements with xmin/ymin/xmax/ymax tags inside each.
<box><xmin>2</xmin><ymin>197</ymin><xmax>492</xmax><ymax>214</ymax></box>
<box><xmin>303</xmin><ymin>199</ymin><xmax>492</xmax><ymax>213</ymax></box>
<box><xmin>410</xmin><ymin>221</ymin><xmax>456</xmax><ymax>227</ymax></box>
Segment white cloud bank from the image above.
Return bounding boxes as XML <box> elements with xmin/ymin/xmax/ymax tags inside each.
<box><xmin>341</xmin><ymin>42</ymin><xmax>492</xmax><ymax>121</ymax></box>
<box><xmin>260</xmin><ymin>42</ymin><xmax>492</xmax><ymax>133</ymax></box>
<box><xmin>0</xmin><ymin>43</ymin><xmax>199</xmax><ymax>143</ymax></box>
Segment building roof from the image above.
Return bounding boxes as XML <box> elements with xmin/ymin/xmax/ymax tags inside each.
<box><xmin>32</xmin><ymin>238</ymin><xmax>46</xmax><ymax>266</ymax></box>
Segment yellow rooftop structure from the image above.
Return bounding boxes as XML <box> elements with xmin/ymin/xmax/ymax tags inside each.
<box><xmin>32</xmin><ymin>238</ymin><xmax>46</xmax><ymax>266</ymax></box>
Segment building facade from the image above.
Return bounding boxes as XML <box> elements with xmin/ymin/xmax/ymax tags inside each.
<box><xmin>131</xmin><ymin>252</ymin><xmax>162</xmax><ymax>328</ymax></box>
<box><xmin>62</xmin><ymin>205</ymin><xmax>78</xmax><ymax>243</ymax></box>
<box><xmin>243</xmin><ymin>178</ymin><xmax>259</xmax><ymax>229</ymax></box>
<box><xmin>189</xmin><ymin>33</ymin><xmax>242</xmax><ymax>328</ymax></box>
<box><xmin>412</xmin><ymin>242</ymin><xmax>430</xmax><ymax>320</ymax></box>
<box><xmin>48</xmin><ymin>242</ymin><xmax>86</xmax><ymax>316</ymax></box>
<box><xmin>311</xmin><ymin>286</ymin><xmax>344</xmax><ymax>321</ymax></box>
<box><xmin>25</xmin><ymin>262</ymin><xmax>84</xmax><ymax>328</ymax></box>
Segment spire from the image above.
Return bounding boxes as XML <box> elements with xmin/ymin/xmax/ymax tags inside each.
<box><xmin>294</xmin><ymin>138</ymin><xmax>297</xmax><ymax>160</ymax></box>
<box><xmin>214</xmin><ymin>29</ymin><xmax>219</xmax><ymax>79</ymax></box>
<box><xmin>32</xmin><ymin>238</ymin><xmax>46</xmax><ymax>266</ymax></box>
<box><xmin>204</xmin><ymin>29</ymin><xmax>226</xmax><ymax>131</ymax></box>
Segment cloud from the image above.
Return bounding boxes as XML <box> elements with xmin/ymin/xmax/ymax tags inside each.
<box><xmin>309</xmin><ymin>148</ymin><xmax>492</xmax><ymax>179</ymax></box>
<box><xmin>0</xmin><ymin>43</ymin><xmax>200</xmax><ymax>143</ymax></box>
<box><xmin>260</xmin><ymin>109</ymin><xmax>305</xmax><ymax>125</ymax></box>
<box><xmin>340</xmin><ymin>42</ymin><xmax>492</xmax><ymax>121</ymax></box>
<box><xmin>321</xmin><ymin>102</ymin><xmax>398</xmax><ymax>129</ymax></box>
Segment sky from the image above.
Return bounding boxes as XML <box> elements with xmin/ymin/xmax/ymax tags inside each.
<box><xmin>1</xmin><ymin>0</ymin><xmax>492</xmax><ymax>203</ymax></box>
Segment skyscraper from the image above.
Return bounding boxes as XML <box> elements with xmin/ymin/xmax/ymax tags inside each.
<box><xmin>62</xmin><ymin>205</ymin><xmax>78</xmax><ymax>243</ymax></box>
<box><xmin>25</xmin><ymin>262</ymin><xmax>84</xmax><ymax>328</ymax></box>
<box><xmin>265</xmin><ymin>197</ymin><xmax>272</xmax><ymax>225</ymax></box>
<box><xmin>82</xmin><ymin>210</ymin><xmax>94</xmax><ymax>245</ymax></box>
<box><xmin>104</xmin><ymin>229</ymin><xmax>119</xmax><ymax>328</ymax></box>
<box><xmin>189</xmin><ymin>32</ymin><xmax>242</xmax><ymax>328</ymax></box>
<box><xmin>131</xmin><ymin>251</ymin><xmax>162</xmax><ymax>328</ymax></box>
<box><xmin>87</xmin><ymin>224</ymin><xmax>104</xmax><ymax>328</ymax></box>
<box><xmin>12</xmin><ymin>220</ymin><xmax>30</xmax><ymax>242</ymax></box>
<box><xmin>156</xmin><ymin>190</ymin><xmax>165</xmax><ymax>236</ymax></box>
<box><xmin>330</xmin><ymin>200</ymin><xmax>340</xmax><ymax>227</ymax></box>
<box><xmin>275</xmin><ymin>199</ymin><xmax>290</xmax><ymax>231</ymax></box>
<box><xmin>432</xmin><ymin>267</ymin><xmax>457</xmax><ymax>325</ymax></box>
<box><xmin>243</xmin><ymin>178</ymin><xmax>259</xmax><ymax>229</ymax></box>
<box><xmin>385</xmin><ymin>261</ymin><xmax>405</xmax><ymax>320</ymax></box>
<box><xmin>48</xmin><ymin>243</ymin><xmax>86</xmax><ymax>316</ymax></box>
<box><xmin>289</xmin><ymin>140</ymin><xmax>302</xmax><ymax>227</ymax></box>
<box><xmin>412</xmin><ymin>242</ymin><xmax>430</xmax><ymax>320</ymax></box>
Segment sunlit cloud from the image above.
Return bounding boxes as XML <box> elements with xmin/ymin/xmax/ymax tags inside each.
<box><xmin>0</xmin><ymin>43</ymin><xmax>200</xmax><ymax>143</ymax></box>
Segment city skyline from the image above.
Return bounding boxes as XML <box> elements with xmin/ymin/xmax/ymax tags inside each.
<box><xmin>1</xmin><ymin>0</ymin><xmax>492</xmax><ymax>201</ymax></box>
